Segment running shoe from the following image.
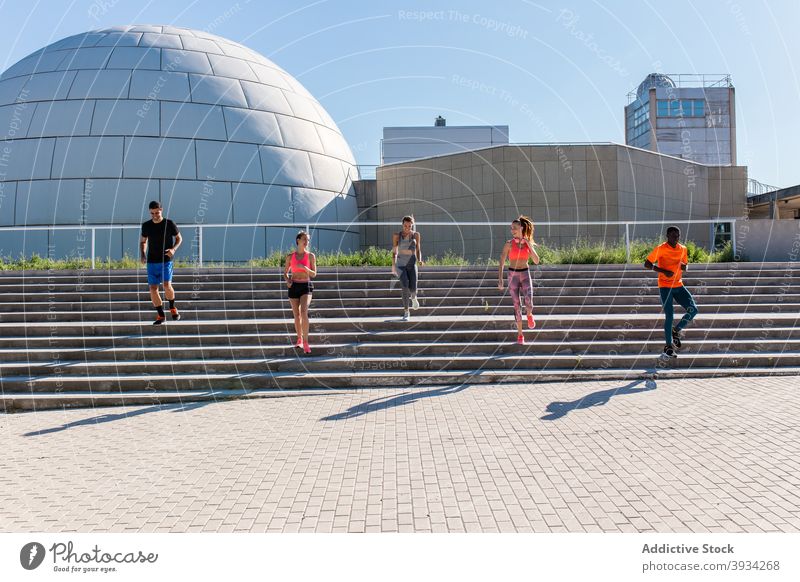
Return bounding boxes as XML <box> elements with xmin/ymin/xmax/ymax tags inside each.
<box><xmin>295</xmin><ymin>337</ymin><xmax>304</xmax><ymax>349</ymax></box>
<box><xmin>153</xmin><ymin>315</ymin><xmax>165</xmax><ymax>326</ymax></box>
<box><xmin>517</xmin><ymin>334</ymin><xmax>525</xmax><ymax>345</ymax></box>
<box><xmin>170</xmin><ymin>308</ymin><xmax>181</xmax><ymax>321</ymax></box>
<box><xmin>411</xmin><ymin>296</ymin><xmax>420</xmax><ymax>310</ymax></box>
<box><xmin>303</xmin><ymin>340</ymin><xmax>311</xmax><ymax>355</ymax></box>
<box><xmin>527</xmin><ymin>313</ymin><xmax>536</xmax><ymax>329</ymax></box>
<box><xmin>402</xmin><ymin>310</ymin><xmax>410</xmax><ymax>321</ymax></box>
<box><xmin>671</xmin><ymin>327</ymin><xmax>682</xmax><ymax>349</ymax></box>
<box><xmin>662</xmin><ymin>344</ymin><xmax>677</xmax><ymax>358</ymax></box>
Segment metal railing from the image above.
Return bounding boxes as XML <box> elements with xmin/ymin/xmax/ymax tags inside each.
<box><xmin>747</xmin><ymin>178</ymin><xmax>781</xmax><ymax>198</ymax></box>
<box><xmin>0</xmin><ymin>219</ymin><xmax>737</xmax><ymax>268</ymax></box>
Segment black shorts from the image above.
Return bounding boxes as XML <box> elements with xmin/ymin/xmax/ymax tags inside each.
<box><xmin>288</xmin><ymin>281</ymin><xmax>313</xmax><ymax>299</ymax></box>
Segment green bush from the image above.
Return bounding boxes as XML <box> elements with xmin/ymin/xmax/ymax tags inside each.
<box><xmin>0</xmin><ymin>239</ymin><xmax>741</xmax><ymax>270</ymax></box>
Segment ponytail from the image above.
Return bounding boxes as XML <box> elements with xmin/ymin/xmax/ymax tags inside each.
<box><xmin>515</xmin><ymin>215</ymin><xmax>536</xmax><ymax>245</ymax></box>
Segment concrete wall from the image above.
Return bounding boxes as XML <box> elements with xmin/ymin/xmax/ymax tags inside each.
<box><xmin>366</xmin><ymin>144</ymin><xmax>747</xmax><ymax>260</ymax></box>
<box><xmin>734</xmin><ymin>218</ymin><xmax>800</xmax><ymax>262</ymax></box>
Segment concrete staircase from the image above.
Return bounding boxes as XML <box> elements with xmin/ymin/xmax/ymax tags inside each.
<box><xmin>2</xmin><ymin>263</ymin><xmax>799</xmax><ymax>411</ymax></box>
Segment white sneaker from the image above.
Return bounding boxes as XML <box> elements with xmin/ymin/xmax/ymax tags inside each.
<box><xmin>411</xmin><ymin>296</ymin><xmax>420</xmax><ymax>310</ymax></box>
<box><xmin>402</xmin><ymin>310</ymin><xmax>410</xmax><ymax>321</ymax></box>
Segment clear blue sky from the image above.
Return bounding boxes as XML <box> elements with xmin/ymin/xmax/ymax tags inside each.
<box><xmin>1</xmin><ymin>0</ymin><xmax>797</xmax><ymax>186</ymax></box>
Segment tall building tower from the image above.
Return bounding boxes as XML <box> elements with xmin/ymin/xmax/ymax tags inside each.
<box><xmin>625</xmin><ymin>73</ymin><xmax>736</xmax><ymax>165</ymax></box>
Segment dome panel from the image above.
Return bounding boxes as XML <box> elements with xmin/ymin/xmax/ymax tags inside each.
<box><xmin>123</xmin><ymin>137</ymin><xmax>196</xmax><ymax>179</ymax></box>
<box><xmin>0</xmin><ymin>102</ymin><xmax>36</xmax><ymax>138</ymax></box>
<box><xmin>239</xmin><ymin>80</ymin><xmax>293</xmax><ymax>115</ymax></box>
<box><xmin>292</xmin><ymin>187</ymin><xmax>338</xmax><ymax>222</ymax></box>
<box><xmin>58</xmin><ymin>46</ymin><xmax>113</xmax><ymax>70</ymax></box>
<box><xmin>161</xmin><ymin>49</ymin><xmax>212</xmax><ymax>74</ymax></box>
<box><xmin>208</xmin><ymin>53</ymin><xmax>258</xmax><ymax>82</ymax></box>
<box><xmin>248</xmin><ymin>63</ymin><xmax>292</xmax><ymax>90</ymax></box>
<box><xmin>160</xmin><ymin>101</ymin><xmax>226</xmax><ymax>139</ymax></box>
<box><xmin>24</xmin><ymin>70</ymin><xmax>78</xmax><ymax>101</ymax></box>
<box><xmin>67</xmin><ymin>69</ymin><xmax>130</xmax><ymax>99</ymax></box>
<box><xmin>128</xmin><ymin>25</ymin><xmax>163</xmax><ymax>34</ymax></box>
<box><xmin>308</xmin><ymin>152</ymin><xmax>347</xmax><ymax>192</ymax></box>
<box><xmin>0</xmin><ymin>76</ymin><xmax>30</xmax><ymax>105</ymax></box>
<box><xmin>189</xmin><ymin>74</ymin><xmax>247</xmax><ymax>107</ymax></box>
<box><xmin>284</xmin><ymin>92</ymin><xmax>323</xmax><ymax>124</ymax></box>
<box><xmin>196</xmin><ymin>140</ymin><xmax>262</xmax><ymax>182</ymax></box>
<box><xmin>92</xmin><ymin>100</ymin><xmax>160</xmax><ymax>136</ymax></box>
<box><xmin>161</xmin><ymin>180</ymin><xmax>232</xmax><ymax>222</ymax></box>
<box><xmin>0</xmin><ymin>50</ymin><xmax>67</xmax><ymax>80</ymax></box>
<box><xmin>222</xmin><ymin>107</ymin><xmax>283</xmax><ymax>146</ymax></box>
<box><xmin>231</xmin><ymin>183</ymin><xmax>293</xmax><ymax>223</ymax></box>
<box><xmin>316</xmin><ymin>126</ymin><xmax>355</xmax><ymax>163</ymax></box>
<box><xmin>28</xmin><ymin>100</ymin><xmax>94</xmax><ymax>137</ymax></box>
<box><xmin>1</xmin><ymin>138</ymin><xmax>55</xmax><ymax>180</ymax></box>
<box><xmin>51</xmin><ymin>136</ymin><xmax>124</xmax><ymax>179</ymax></box>
<box><xmin>276</xmin><ymin>115</ymin><xmax>324</xmax><ymax>154</ymax></box>
<box><xmin>95</xmin><ymin>32</ymin><xmax>143</xmax><ymax>47</ymax></box>
<box><xmin>260</xmin><ymin>146</ymin><xmax>314</xmax><ymax>188</ymax></box>
<box><xmin>129</xmin><ymin>70</ymin><xmax>191</xmax><ymax>101</ymax></box>
<box><xmin>180</xmin><ymin>36</ymin><xmax>224</xmax><ymax>55</ymax></box>
<box><xmin>15</xmin><ymin>179</ymin><xmax>84</xmax><ymax>225</ymax></box>
<box><xmin>139</xmin><ymin>32</ymin><xmax>182</xmax><ymax>49</ymax></box>
<box><xmin>107</xmin><ymin>47</ymin><xmax>161</xmax><ymax>69</ymax></box>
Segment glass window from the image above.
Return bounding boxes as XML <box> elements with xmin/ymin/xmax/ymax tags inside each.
<box><xmin>656</xmin><ymin>100</ymin><xmax>668</xmax><ymax>116</ymax></box>
<box><xmin>694</xmin><ymin>100</ymin><xmax>705</xmax><ymax>116</ymax></box>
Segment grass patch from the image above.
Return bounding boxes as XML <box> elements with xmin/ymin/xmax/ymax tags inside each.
<box><xmin>0</xmin><ymin>240</ymin><xmax>739</xmax><ymax>270</ymax></box>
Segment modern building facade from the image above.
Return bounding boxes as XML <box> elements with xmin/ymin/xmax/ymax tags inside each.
<box><xmin>625</xmin><ymin>73</ymin><xmax>736</xmax><ymax>166</ymax></box>
<box><xmin>0</xmin><ymin>25</ymin><xmax>359</xmax><ymax>261</ymax></box>
<box><xmin>381</xmin><ymin>117</ymin><xmax>509</xmax><ymax>164</ymax></box>
<box><xmin>359</xmin><ymin>143</ymin><xmax>747</xmax><ymax>261</ymax></box>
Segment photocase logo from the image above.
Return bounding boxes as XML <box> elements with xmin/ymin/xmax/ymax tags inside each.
<box><xmin>20</xmin><ymin>542</ymin><xmax>46</xmax><ymax>570</ymax></box>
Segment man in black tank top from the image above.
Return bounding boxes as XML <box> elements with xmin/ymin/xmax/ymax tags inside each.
<box><xmin>140</xmin><ymin>201</ymin><xmax>182</xmax><ymax>325</ymax></box>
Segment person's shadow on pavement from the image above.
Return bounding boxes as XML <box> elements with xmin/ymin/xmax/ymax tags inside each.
<box><xmin>540</xmin><ymin>378</ymin><xmax>657</xmax><ymax>421</ymax></box>
<box><xmin>23</xmin><ymin>401</ymin><xmax>211</xmax><ymax>437</ymax></box>
<box><xmin>321</xmin><ymin>383</ymin><xmax>470</xmax><ymax>421</ymax></box>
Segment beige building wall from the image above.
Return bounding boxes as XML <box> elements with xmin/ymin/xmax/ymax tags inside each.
<box><xmin>360</xmin><ymin>144</ymin><xmax>747</xmax><ymax>260</ymax></box>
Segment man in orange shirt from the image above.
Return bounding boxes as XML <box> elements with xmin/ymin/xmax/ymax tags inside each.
<box><xmin>644</xmin><ymin>226</ymin><xmax>698</xmax><ymax>358</ymax></box>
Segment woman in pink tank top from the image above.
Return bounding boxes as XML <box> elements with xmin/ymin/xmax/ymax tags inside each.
<box><xmin>283</xmin><ymin>230</ymin><xmax>317</xmax><ymax>354</ymax></box>
<box><xmin>498</xmin><ymin>216</ymin><xmax>540</xmax><ymax>344</ymax></box>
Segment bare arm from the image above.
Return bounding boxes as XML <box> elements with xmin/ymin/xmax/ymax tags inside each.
<box><xmin>415</xmin><ymin>232</ymin><xmax>423</xmax><ymax>265</ymax></box>
<box><xmin>306</xmin><ymin>253</ymin><xmax>317</xmax><ymax>278</ymax></box>
<box><xmin>165</xmin><ymin>232</ymin><xmax>182</xmax><ymax>258</ymax></box>
<box><xmin>525</xmin><ymin>238</ymin><xmax>540</xmax><ymax>265</ymax></box>
<box><xmin>498</xmin><ymin>242</ymin><xmax>510</xmax><ymax>289</ymax></box>
<box><xmin>391</xmin><ymin>233</ymin><xmax>399</xmax><ymax>272</ymax></box>
<box><xmin>140</xmin><ymin>236</ymin><xmax>147</xmax><ymax>264</ymax></box>
<box><xmin>284</xmin><ymin>254</ymin><xmax>292</xmax><ymax>285</ymax></box>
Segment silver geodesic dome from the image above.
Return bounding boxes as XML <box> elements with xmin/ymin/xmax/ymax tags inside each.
<box><xmin>0</xmin><ymin>25</ymin><xmax>359</xmax><ymax>261</ymax></box>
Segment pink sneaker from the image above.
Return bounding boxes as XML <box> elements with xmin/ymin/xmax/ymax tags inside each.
<box><xmin>527</xmin><ymin>313</ymin><xmax>536</xmax><ymax>329</ymax></box>
<box><xmin>516</xmin><ymin>334</ymin><xmax>524</xmax><ymax>345</ymax></box>
<box><xmin>303</xmin><ymin>340</ymin><xmax>311</xmax><ymax>355</ymax></box>
<box><xmin>295</xmin><ymin>337</ymin><xmax>303</xmax><ymax>349</ymax></box>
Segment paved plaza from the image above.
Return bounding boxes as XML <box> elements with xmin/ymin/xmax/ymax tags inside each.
<box><xmin>1</xmin><ymin>376</ymin><xmax>798</xmax><ymax>533</ymax></box>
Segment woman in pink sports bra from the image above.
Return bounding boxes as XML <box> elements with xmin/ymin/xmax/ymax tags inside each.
<box><xmin>283</xmin><ymin>231</ymin><xmax>317</xmax><ymax>354</ymax></box>
<box><xmin>498</xmin><ymin>216</ymin><xmax>540</xmax><ymax>344</ymax></box>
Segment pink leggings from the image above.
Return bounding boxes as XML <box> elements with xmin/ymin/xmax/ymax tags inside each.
<box><xmin>508</xmin><ymin>268</ymin><xmax>533</xmax><ymax>321</ymax></box>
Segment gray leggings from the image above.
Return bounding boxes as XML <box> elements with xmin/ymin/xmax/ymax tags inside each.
<box><xmin>397</xmin><ymin>258</ymin><xmax>417</xmax><ymax>309</ymax></box>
